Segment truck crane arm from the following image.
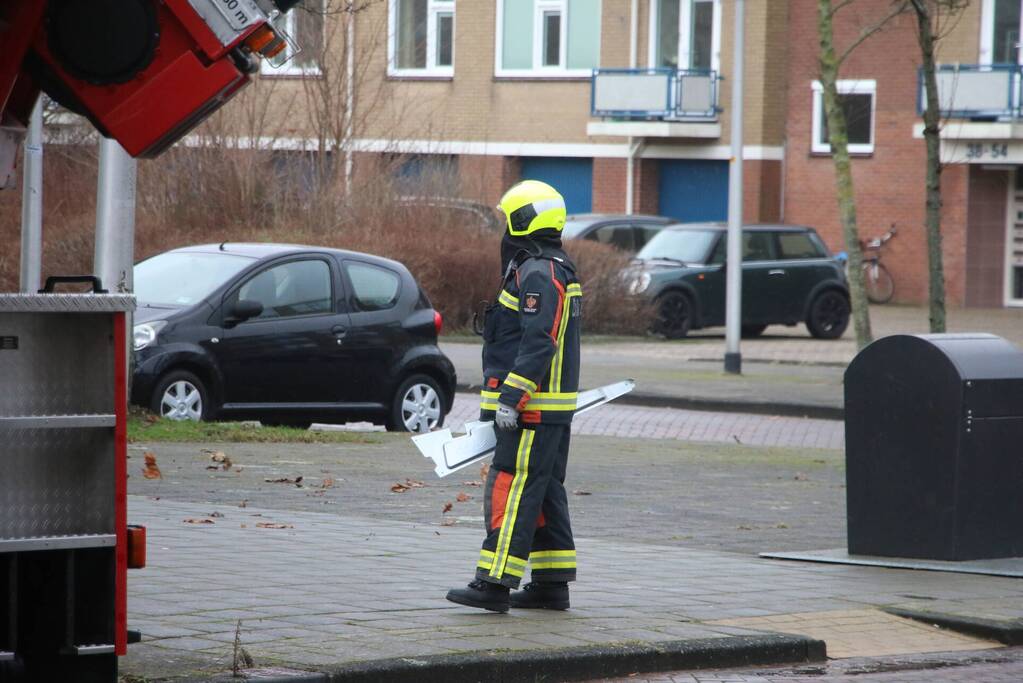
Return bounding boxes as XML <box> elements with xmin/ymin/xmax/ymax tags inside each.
<box><xmin>0</xmin><ymin>0</ymin><xmax>301</xmax><ymax>187</ymax></box>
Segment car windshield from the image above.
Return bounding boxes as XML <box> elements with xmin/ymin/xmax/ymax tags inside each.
<box><xmin>561</xmin><ymin>219</ymin><xmax>599</xmax><ymax>239</ymax></box>
<box><xmin>135</xmin><ymin>252</ymin><xmax>254</xmax><ymax>307</ymax></box>
<box><xmin>636</xmin><ymin>229</ymin><xmax>719</xmax><ymax>264</ymax></box>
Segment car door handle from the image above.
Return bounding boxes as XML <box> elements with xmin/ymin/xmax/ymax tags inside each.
<box><xmin>332</xmin><ymin>325</ymin><xmax>347</xmax><ymax>344</ymax></box>
<box><xmin>768</xmin><ymin>269</ymin><xmax>786</xmax><ymax>276</ymax></box>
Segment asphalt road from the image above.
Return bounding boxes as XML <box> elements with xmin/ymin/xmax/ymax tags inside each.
<box><xmin>128</xmin><ymin>426</ymin><xmax>845</xmax><ymax>556</ymax></box>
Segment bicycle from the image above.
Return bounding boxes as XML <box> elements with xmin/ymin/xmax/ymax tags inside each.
<box><xmin>860</xmin><ymin>224</ymin><xmax>897</xmax><ymax>304</ymax></box>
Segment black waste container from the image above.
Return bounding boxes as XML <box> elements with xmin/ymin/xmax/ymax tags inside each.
<box><xmin>845</xmin><ymin>333</ymin><xmax>1023</xmax><ymax>561</ymax></box>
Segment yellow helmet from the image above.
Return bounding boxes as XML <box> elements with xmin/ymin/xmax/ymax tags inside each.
<box><xmin>498</xmin><ymin>180</ymin><xmax>567</xmax><ymax>237</ymax></box>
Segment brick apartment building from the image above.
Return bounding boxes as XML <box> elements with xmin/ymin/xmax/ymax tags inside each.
<box><xmin>263</xmin><ymin>0</ymin><xmax>1021</xmax><ymax>308</ymax></box>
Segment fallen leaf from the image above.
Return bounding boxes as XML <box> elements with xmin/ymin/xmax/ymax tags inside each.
<box><xmin>240</xmin><ymin>524</ymin><xmax>247</xmax><ymax>528</ymax></box>
<box><xmin>321</xmin><ymin>477</ymin><xmax>335</xmax><ymax>489</ymax></box>
<box><xmin>255</xmin><ymin>522</ymin><xmax>293</xmax><ymax>529</ymax></box>
<box><xmin>203</xmin><ymin>449</ymin><xmax>228</xmax><ymax>463</ymax></box>
<box><xmin>145</xmin><ymin>413</ymin><xmax>159</xmax><ymax>424</ymax></box>
<box><xmin>572</xmin><ymin>490</ymin><xmax>592</xmax><ymax>496</ymax></box>
<box><xmin>210</xmin><ymin>511</ymin><xmax>225</xmax><ymax>518</ymax></box>
<box><xmin>239</xmin><ymin>500</ymin><xmax>248</xmax><ymax>508</ymax></box>
<box><xmin>441</xmin><ymin>518</ymin><xmax>457</xmax><ymax>526</ymax></box>
<box><xmin>442</xmin><ymin>502</ymin><xmax>453</xmax><ymax>514</ymax></box>
<box><xmin>479</xmin><ymin>463</ymin><xmax>490</xmax><ymax>481</ymax></box>
<box><xmin>183</xmin><ymin>518</ymin><xmax>214</xmax><ymax>524</ymax></box>
<box><xmin>295</xmin><ymin>476</ymin><xmax>304</xmax><ymax>484</ymax></box>
<box><xmin>405</xmin><ymin>479</ymin><xmax>424</xmax><ymax>488</ymax></box>
<box><xmin>265</xmin><ymin>477</ymin><xmax>300</xmax><ymax>484</ymax></box>
<box><xmin>775</xmin><ymin>522</ymin><xmax>789</xmax><ymax>529</ymax></box>
<box><xmin>391</xmin><ymin>482</ymin><xmax>410</xmax><ymax>493</ymax></box>
<box><xmin>794</xmin><ymin>473</ymin><xmax>809</xmax><ymax>481</ymax></box>
<box><xmin>142</xmin><ymin>452</ymin><xmax>162</xmax><ymax>480</ymax></box>
<box><xmin>456</xmin><ymin>492</ymin><xmax>472</xmax><ymax>502</ymax></box>
<box><xmin>205</xmin><ymin>465</ymin><xmax>219</xmax><ymax>471</ymax></box>
<box><xmin>462</xmin><ymin>481</ymin><xmax>481</xmax><ymax>487</ymax></box>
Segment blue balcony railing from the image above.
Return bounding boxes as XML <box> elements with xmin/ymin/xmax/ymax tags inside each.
<box><xmin>591</xmin><ymin>68</ymin><xmax>719</xmax><ymax>121</ymax></box>
<box><xmin>919</xmin><ymin>64</ymin><xmax>1022</xmax><ymax>119</ymax></box>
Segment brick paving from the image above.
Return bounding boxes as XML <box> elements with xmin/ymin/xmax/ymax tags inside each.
<box><xmin>121</xmin><ymin>496</ymin><xmax>1023</xmax><ymax>681</ymax></box>
<box><xmin>444</xmin><ymin>394</ymin><xmax>845</xmax><ymax>450</ymax></box>
<box><xmin>708</xmin><ymin>609</ymin><xmax>1000</xmax><ymax>658</ymax></box>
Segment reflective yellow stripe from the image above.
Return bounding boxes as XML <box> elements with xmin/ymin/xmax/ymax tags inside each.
<box><xmin>480</xmin><ymin>549</ymin><xmax>495</xmax><ymax>559</ymax></box>
<box><xmin>490</xmin><ymin>430</ymin><xmax>533</xmax><ymax>580</ymax></box>
<box><xmin>504</xmin><ymin>372</ymin><xmax>537</xmax><ymax>393</ymax></box>
<box><xmin>551</xmin><ymin>289</ymin><xmax>580</xmax><ymax>392</ymax></box>
<box><xmin>530</xmin><ymin>550</ymin><xmax>576</xmax><ymax>559</ymax></box>
<box><xmin>498</xmin><ymin>290</ymin><xmax>518</xmax><ymax>311</ymax></box>
<box><xmin>530</xmin><ymin>561</ymin><xmax>577</xmax><ymax>570</ymax></box>
<box><xmin>504</xmin><ymin>565</ymin><xmax>524</xmax><ymax>578</ymax></box>
<box><xmin>505</xmin><ymin>555</ymin><xmax>527</xmax><ymax>570</ymax></box>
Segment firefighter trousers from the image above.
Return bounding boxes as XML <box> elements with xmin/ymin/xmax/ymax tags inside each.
<box><xmin>476</xmin><ymin>424</ymin><xmax>576</xmax><ymax>589</ymax></box>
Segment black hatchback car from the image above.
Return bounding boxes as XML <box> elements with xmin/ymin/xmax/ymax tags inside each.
<box><xmin>627</xmin><ymin>224</ymin><xmax>850</xmax><ymax>339</ymax></box>
<box><xmin>131</xmin><ymin>243</ymin><xmax>456</xmax><ymax>432</ymax></box>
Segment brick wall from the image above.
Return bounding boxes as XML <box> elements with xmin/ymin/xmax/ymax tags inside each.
<box><xmin>965</xmin><ymin>167</ymin><xmax>1009</xmax><ymax>308</ymax></box>
<box><xmin>591</xmin><ymin>158</ymin><xmax>660</xmax><ymax>215</ymax></box>
<box><xmin>782</xmin><ymin>0</ymin><xmax>973</xmax><ymax>306</ymax></box>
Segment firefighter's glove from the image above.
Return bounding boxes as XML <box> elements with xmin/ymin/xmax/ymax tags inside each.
<box><xmin>495</xmin><ymin>403</ymin><xmax>519</xmax><ymax>431</ymax></box>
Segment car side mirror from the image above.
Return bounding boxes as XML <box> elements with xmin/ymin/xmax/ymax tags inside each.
<box><xmin>224</xmin><ymin>299</ymin><xmax>263</xmax><ymax>327</ymax></box>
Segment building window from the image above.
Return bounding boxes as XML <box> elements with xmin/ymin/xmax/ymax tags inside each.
<box><xmin>980</xmin><ymin>0</ymin><xmax>1021</xmax><ymax>64</ymax></box>
<box><xmin>811</xmin><ymin>80</ymin><xmax>876</xmax><ymax>155</ymax></box>
<box><xmin>650</xmin><ymin>0</ymin><xmax>719</xmax><ymax>72</ymax></box>
<box><xmin>261</xmin><ymin>1</ymin><xmax>324</xmax><ymax>76</ymax></box>
<box><xmin>389</xmin><ymin>0</ymin><xmax>455</xmax><ymax>77</ymax></box>
<box><xmin>496</xmin><ymin>0</ymin><xmax>601</xmax><ymax>77</ymax></box>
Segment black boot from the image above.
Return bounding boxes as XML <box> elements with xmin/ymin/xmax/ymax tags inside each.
<box><xmin>446</xmin><ymin>578</ymin><xmax>510</xmax><ymax>613</ymax></box>
<box><xmin>509</xmin><ymin>581</ymin><xmax>569</xmax><ymax>610</ymax></box>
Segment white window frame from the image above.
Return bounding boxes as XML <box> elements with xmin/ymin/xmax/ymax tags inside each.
<box><xmin>494</xmin><ymin>0</ymin><xmax>594</xmax><ymax>78</ymax></box>
<box><xmin>646</xmin><ymin>0</ymin><xmax>721</xmax><ymax>73</ymax></box>
<box><xmin>811</xmin><ymin>79</ymin><xmax>876</xmax><ymax>155</ymax></box>
<box><xmin>534</xmin><ymin>0</ymin><xmax>567</xmax><ymax>70</ymax></box>
<box><xmin>387</xmin><ymin>0</ymin><xmax>455</xmax><ymax>79</ymax></box>
<box><xmin>260</xmin><ymin>4</ymin><xmax>323</xmax><ymax>77</ymax></box>
<box><xmin>979</xmin><ymin>0</ymin><xmax>1023</xmax><ymax>65</ymax></box>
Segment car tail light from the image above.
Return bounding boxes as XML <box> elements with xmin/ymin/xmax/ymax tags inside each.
<box><xmin>434</xmin><ymin>311</ymin><xmax>443</xmax><ymax>336</ymax></box>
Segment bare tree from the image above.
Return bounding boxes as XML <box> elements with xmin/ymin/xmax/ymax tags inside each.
<box><xmin>905</xmin><ymin>0</ymin><xmax>969</xmax><ymax>333</ymax></box>
<box><xmin>816</xmin><ymin>0</ymin><xmax>905</xmax><ymax>349</ymax></box>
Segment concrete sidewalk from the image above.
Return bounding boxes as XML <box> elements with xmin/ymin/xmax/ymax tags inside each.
<box><xmin>442</xmin><ymin>305</ymin><xmax>1023</xmax><ymax>418</ymax></box>
<box><xmin>121</xmin><ymin>496</ymin><xmax>1021</xmax><ymax>682</ymax></box>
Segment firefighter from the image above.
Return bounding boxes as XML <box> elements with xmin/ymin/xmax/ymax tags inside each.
<box><xmin>446</xmin><ymin>180</ymin><xmax>582</xmax><ymax>613</ymax></box>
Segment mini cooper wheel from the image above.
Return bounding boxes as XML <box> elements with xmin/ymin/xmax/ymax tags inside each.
<box><xmin>655</xmin><ymin>291</ymin><xmax>693</xmax><ymax>339</ymax></box>
<box><xmin>388</xmin><ymin>374</ymin><xmax>446</xmax><ymax>433</ymax></box>
<box><xmin>807</xmin><ymin>290</ymin><xmax>850</xmax><ymax>340</ymax></box>
<box><xmin>151</xmin><ymin>370</ymin><xmax>210</xmax><ymax>421</ymax></box>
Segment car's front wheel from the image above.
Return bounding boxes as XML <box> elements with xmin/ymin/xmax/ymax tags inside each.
<box><xmin>655</xmin><ymin>291</ymin><xmax>693</xmax><ymax>339</ymax></box>
<box><xmin>151</xmin><ymin>370</ymin><xmax>211</xmax><ymax>421</ymax></box>
<box><xmin>387</xmin><ymin>374</ymin><xmax>446</xmax><ymax>433</ymax></box>
<box><xmin>806</xmin><ymin>290</ymin><xmax>850</xmax><ymax>339</ymax></box>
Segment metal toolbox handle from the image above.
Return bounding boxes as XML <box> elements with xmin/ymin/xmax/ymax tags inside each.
<box><xmin>39</xmin><ymin>275</ymin><xmax>108</xmax><ymax>294</ymax></box>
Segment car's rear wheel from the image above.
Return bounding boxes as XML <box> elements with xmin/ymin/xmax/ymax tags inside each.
<box><xmin>741</xmin><ymin>324</ymin><xmax>768</xmax><ymax>338</ymax></box>
<box><xmin>151</xmin><ymin>370</ymin><xmax>210</xmax><ymax>421</ymax></box>
<box><xmin>655</xmin><ymin>291</ymin><xmax>693</xmax><ymax>339</ymax></box>
<box><xmin>388</xmin><ymin>374</ymin><xmax>446</xmax><ymax>433</ymax></box>
<box><xmin>807</xmin><ymin>290</ymin><xmax>850</xmax><ymax>339</ymax></box>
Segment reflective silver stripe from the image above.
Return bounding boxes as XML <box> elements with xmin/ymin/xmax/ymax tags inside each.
<box><xmin>533</xmin><ymin>198</ymin><xmax>566</xmax><ymax>214</ymax></box>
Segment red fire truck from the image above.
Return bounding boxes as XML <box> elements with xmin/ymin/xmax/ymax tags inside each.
<box><xmin>0</xmin><ymin>1</ymin><xmax>299</xmax><ymax>680</ymax></box>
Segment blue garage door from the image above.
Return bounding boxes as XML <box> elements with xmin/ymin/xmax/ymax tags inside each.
<box><xmin>520</xmin><ymin>157</ymin><xmax>593</xmax><ymax>214</ymax></box>
<box><xmin>658</xmin><ymin>160</ymin><xmax>729</xmax><ymax>222</ymax></box>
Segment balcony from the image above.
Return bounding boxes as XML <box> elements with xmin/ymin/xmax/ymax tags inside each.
<box><xmin>587</xmin><ymin>68</ymin><xmax>721</xmax><ymax>139</ymax></box>
<box><xmin>920</xmin><ymin>64</ymin><xmax>1021</xmax><ymax>119</ymax></box>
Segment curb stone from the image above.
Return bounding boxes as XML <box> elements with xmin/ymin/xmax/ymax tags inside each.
<box><xmin>883</xmin><ymin>607</ymin><xmax>1023</xmax><ymax>646</ymax></box>
<box><xmin>456</xmin><ymin>383</ymin><xmax>845</xmax><ymax>421</ymax></box>
<box><xmin>188</xmin><ymin>633</ymin><xmax>825</xmax><ymax>682</ymax></box>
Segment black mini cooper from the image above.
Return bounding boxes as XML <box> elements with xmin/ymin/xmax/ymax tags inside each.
<box><xmin>131</xmin><ymin>243</ymin><xmax>456</xmax><ymax>431</ymax></box>
<box><xmin>626</xmin><ymin>224</ymin><xmax>851</xmax><ymax>339</ymax></box>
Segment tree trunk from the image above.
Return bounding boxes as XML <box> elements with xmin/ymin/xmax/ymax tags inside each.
<box><xmin>913</xmin><ymin>0</ymin><xmax>947</xmax><ymax>332</ymax></box>
<box><xmin>817</xmin><ymin>0</ymin><xmax>873</xmax><ymax>348</ymax></box>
